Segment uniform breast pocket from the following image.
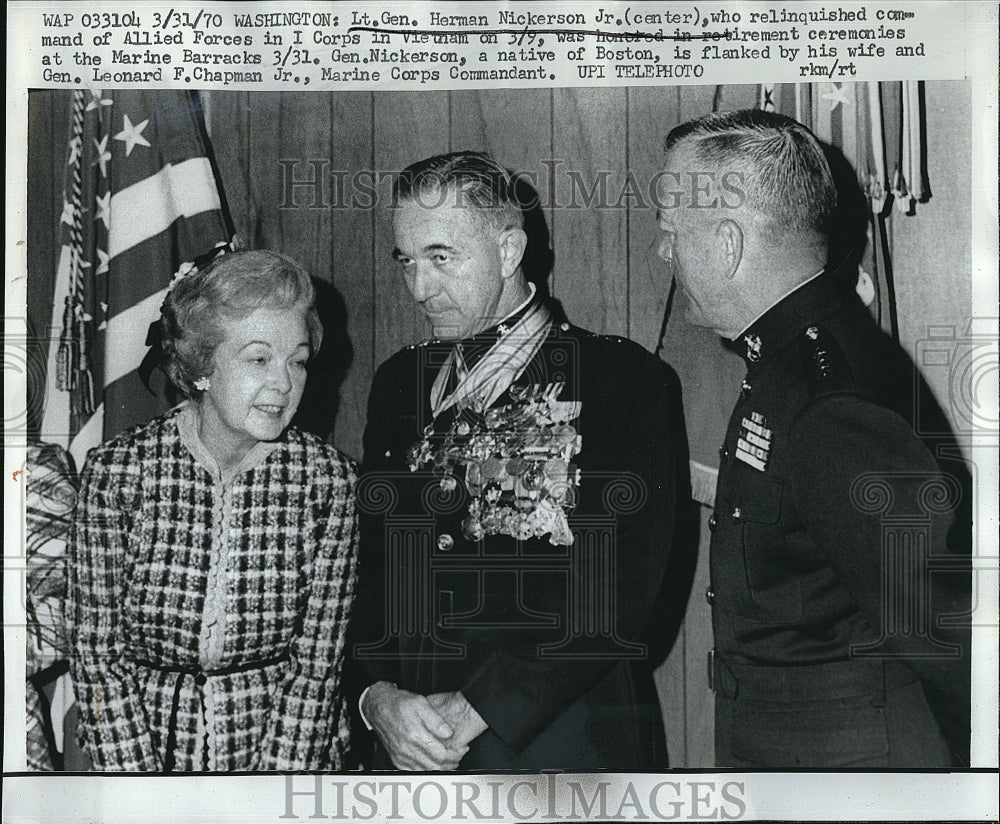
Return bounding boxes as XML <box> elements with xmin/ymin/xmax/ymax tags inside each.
<box><xmin>738</xmin><ymin>476</ymin><xmax>804</xmax><ymax>625</ymax></box>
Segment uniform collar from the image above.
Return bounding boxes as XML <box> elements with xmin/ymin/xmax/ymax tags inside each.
<box><xmin>468</xmin><ymin>283</ymin><xmax>538</xmax><ymax>344</ymax></box>
<box><xmin>447</xmin><ymin>284</ymin><xmax>541</xmax><ymax>374</ymax></box>
<box><xmin>729</xmin><ymin>271</ymin><xmax>847</xmax><ymax>368</ymax></box>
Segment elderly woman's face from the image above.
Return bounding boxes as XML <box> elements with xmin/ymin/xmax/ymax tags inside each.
<box><xmin>199</xmin><ymin>306</ymin><xmax>310</xmax><ymax>459</ymax></box>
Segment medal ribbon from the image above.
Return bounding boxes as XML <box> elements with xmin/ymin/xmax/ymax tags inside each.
<box><xmin>430</xmin><ymin>301</ymin><xmax>553</xmax><ymax>418</ymax></box>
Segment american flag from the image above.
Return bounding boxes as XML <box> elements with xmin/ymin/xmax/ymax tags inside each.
<box><xmin>41</xmin><ymin>90</ymin><xmax>232</xmax><ymax>470</ymax></box>
<box><xmin>755</xmin><ymin>81</ymin><xmax>931</xmax><ymax>342</ymax></box>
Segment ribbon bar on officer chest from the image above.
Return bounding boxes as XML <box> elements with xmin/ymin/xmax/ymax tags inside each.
<box><xmin>735</xmin><ymin>413</ymin><xmax>771</xmax><ymax>471</ymax></box>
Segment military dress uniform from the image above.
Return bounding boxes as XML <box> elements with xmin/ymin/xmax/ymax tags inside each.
<box><xmin>709</xmin><ymin>272</ymin><xmax>971</xmax><ymax>768</ymax></box>
<box><xmin>348</xmin><ymin>297</ymin><xmax>687</xmax><ymax>770</ymax></box>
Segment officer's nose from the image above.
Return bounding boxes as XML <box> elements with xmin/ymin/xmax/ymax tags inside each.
<box><xmin>409</xmin><ymin>260</ymin><xmax>437</xmax><ymax>303</ymax></box>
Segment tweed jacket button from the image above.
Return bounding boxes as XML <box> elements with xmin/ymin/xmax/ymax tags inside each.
<box><xmin>437</xmin><ymin>533</ymin><xmax>454</xmax><ymax>551</ymax></box>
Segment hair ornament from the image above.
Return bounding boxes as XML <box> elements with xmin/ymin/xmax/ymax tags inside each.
<box><xmin>139</xmin><ymin>236</ymin><xmax>242</xmax><ymax>392</ymax></box>
<box><xmin>169</xmin><ymin>259</ymin><xmax>198</xmax><ymax>290</ymax></box>
<box><xmin>167</xmin><ymin>238</ymin><xmax>240</xmax><ymax>294</ymax></box>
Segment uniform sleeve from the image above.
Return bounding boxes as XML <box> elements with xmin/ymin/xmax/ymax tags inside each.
<box><xmin>68</xmin><ymin>450</ymin><xmax>161</xmax><ymax>771</ymax></box>
<box><xmin>789</xmin><ymin>394</ymin><xmax>972</xmax><ymax>765</ymax></box>
<box><xmin>461</xmin><ymin>360</ymin><xmax>685</xmax><ymax>753</ymax></box>
<box><xmin>257</xmin><ymin>459</ymin><xmax>359</xmax><ymax>770</ymax></box>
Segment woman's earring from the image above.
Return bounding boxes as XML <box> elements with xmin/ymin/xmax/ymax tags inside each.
<box><xmin>194</xmin><ymin>377</ymin><xmax>211</xmax><ymax>392</ymax></box>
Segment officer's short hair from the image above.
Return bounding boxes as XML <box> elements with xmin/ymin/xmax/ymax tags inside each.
<box><xmin>665</xmin><ymin>110</ymin><xmax>836</xmax><ymax>241</ymax></box>
<box><xmin>393</xmin><ymin>151</ymin><xmax>525</xmax><ymax>236</ymax></box>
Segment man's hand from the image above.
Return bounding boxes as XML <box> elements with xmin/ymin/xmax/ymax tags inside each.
<box><xmin>426</xmin><ymin>691</ymin><xmax>489</xmax><ymax>750</ymax></box>
<box><xmin>363</xmin><ymin>681</ymin><xmax>469</xmax><ymax>770</ymax></box>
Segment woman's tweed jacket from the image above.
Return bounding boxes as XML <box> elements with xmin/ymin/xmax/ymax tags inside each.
<box><xmin>68</xmin><ymin>404</ymin><xmax>358</xmax><ymax>771</ymax></box>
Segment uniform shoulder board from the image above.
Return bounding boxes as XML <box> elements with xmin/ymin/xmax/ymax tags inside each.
<box><xmin>799</xmin><ymin>324</ymin><xmax>855</xmax><ymax>397</ymax></box>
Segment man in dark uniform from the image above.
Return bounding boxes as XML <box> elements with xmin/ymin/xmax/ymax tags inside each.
<box><xmin>656</xmin><ymin>110</ymin><xmax>971</xmax><ymax>767</ymax></box>
<box><xmin>348</xmin><ymin>152</ymin><xmax>688</xmax><ymax>770</ymax></box>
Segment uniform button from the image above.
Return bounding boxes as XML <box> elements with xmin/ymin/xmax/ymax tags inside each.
<box><xmin>437</xmin><ymin>533</ymin><xmax>454</xmax><ymax>551</ymax></box>
<box><xmin>708</xmin><ymin>514</ymin><xmax>717</xmax><ymax>532</ymax></box>
<box><xmin>731</xmin><ymin>507</ymin><xmax>742</xmax><ymax>521</ymax></box>
<box><xmin>740</xmin><ymin>378</ymin><xmax>752</xmax><ymax>398</ymax></box>
<box><xmin>705</xmin><ymin>587</ymin><xmax>715</xmax><ymax>605</ymax></box>
<box><xmin>719</xmin><ymin>445</ymin><xmax>729</xmax><ymax>462</ymax></box>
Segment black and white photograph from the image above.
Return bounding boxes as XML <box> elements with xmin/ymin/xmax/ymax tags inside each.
<box><xmin>5</xmin><ymin>1</ymin><xmax>998</xmax><ymax>821</ymax></box>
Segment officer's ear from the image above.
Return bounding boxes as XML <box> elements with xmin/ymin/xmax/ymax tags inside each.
<box><xmin>717</xmin><ymin>219</ymin><xmax>743</xmax><ymax>280</ymax></box>
<box><xmin>498</xmin><ymin>226</ymin><xmax>528</xmax><ymax>280</ymax></box>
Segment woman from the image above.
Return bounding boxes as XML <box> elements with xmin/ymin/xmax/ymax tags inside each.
<box><xmin>69</xmin><ymin>250</ymin><xmax>357</xmax><ymax>771</ymax></box>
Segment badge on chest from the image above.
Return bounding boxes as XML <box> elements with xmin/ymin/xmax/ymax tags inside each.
<box><xmin>736</xmin><ymin>411</ymin><xmax>772</xmax><ymax>471</ymax></box>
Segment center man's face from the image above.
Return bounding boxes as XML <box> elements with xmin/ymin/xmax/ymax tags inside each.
<box><xmin>392</xmin><ymin>195</ymin><xmax>507</xmax><ymax>341</ymax></box>
<box><xmin>656</xmin><ymin>146</ymin><xmax>731</xmax><ymax>334</ymax></box>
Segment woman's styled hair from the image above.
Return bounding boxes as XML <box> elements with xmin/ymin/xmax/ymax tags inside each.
<box><xmin>160</xmin><ymin>250</ymin><xmax>322</xmax><ymax>397</ymax></box>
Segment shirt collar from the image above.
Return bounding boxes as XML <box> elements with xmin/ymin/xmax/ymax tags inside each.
<box><xmin>504</xmin><ymin>282</ymin><xmax>538</xmax><ymax>325</ymax></box>
<box><xmin>736</xmin><ymin>268</ymin><xmax>825</xmax><ymax>339</ymax></box>
<box><xmin>730</xmin><ymin>270</ymin><xmax>847</xmax><ymax>368</ymax></box>
<box><xmin>461</xmin><ymin>283</ymin><xmax>539</xmax><ymax>348</ymax></box>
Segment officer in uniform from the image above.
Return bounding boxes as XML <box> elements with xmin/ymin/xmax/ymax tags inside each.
<box><xmin>656</xmin><ymin>110</ymin><xmax>971</xmax><ymax>767</ymax></box>
<box><xmin>348</xmin><ymin>151</ymin><xmax>689</xmax><ymax>770</ymax></box>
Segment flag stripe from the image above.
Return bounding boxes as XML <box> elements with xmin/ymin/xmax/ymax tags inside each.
<box><xmin>69</xmin><ymin>402</ymin><xmax>104</xmax><ymax>471</ymax></box>
<box><xmin>868</xmin><ymin>83</ymin><xmax>888</xmax><ymax>210</ymax></box>
<box><xmin>103</xmin><ymin>288</ymin><xmax>168</xmax><ymax>387</ymax></box>
<box><xmin>107</xmin><ymin>209</ymin><xmax>234</xmax><ymax>317</ymax></box>
<box><xmin>40</xmin><ymin>245</ymin><xmax>73</xmax><ymax>449</ymax></box>
<box><xmin>108</xmin><ymin>158</ymin><xmax>221</xmax><ymax>259</ymax></box>
<box><xmin>840</xmin><ymin>84</ymin><xmax>858</xmax><ymax>174</ymax></box>
<box><xmin>43</xmin><ymin>90</ymin><xmax>231</xmax><ymax>462</ymax></box>
<box><xmin>814</xmin><ymin>83</ymin><xmax>833</xmax><ymax>142</ymax></box>
<box><xmin>903</xmin><ymin>80</ymin><xmax>922</xmax><ymax>203</ymax></box>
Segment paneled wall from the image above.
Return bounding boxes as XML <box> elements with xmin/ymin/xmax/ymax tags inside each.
<box><xmin>26</xmin><ymin>83</ymin><xmax>974</xmax><ymax>768</ymax></box>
